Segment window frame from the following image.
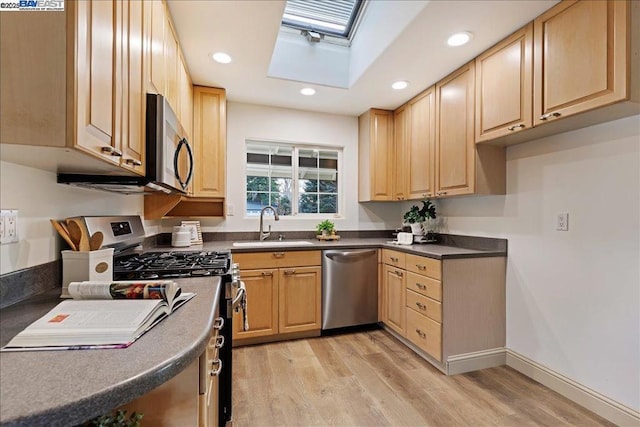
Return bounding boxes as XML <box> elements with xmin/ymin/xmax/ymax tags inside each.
<box><xmin>244</xmin><ymin>139</ymin><xmax>344</xmax><ymax>219</ymax></box>
<box><xmin>281</xmin><ymin>0</ymin><xmax>366</xmax><ymax>42</ymax></box>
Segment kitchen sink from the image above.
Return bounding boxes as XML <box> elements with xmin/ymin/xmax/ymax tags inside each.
<box><xmin>232</xmin><ymin>240</ymin><xmax>314</xmax><ymax>247</ymax></box>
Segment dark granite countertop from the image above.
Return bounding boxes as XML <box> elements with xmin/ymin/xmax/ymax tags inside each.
<box><xmin>145</xmin><ymin>236</ymin><xmax>507</xmax><ymax>260</ymax></box>
<box><xmin>0</xmin><ymin>277</ymin><xmax>221</xmax><ymax>427</ymax></box>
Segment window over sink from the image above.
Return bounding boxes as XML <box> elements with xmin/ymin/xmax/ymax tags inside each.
<box><xmin>245</xmin><ymin>140</ymin><xmax>342</xmax><ymax>217</ymax></box>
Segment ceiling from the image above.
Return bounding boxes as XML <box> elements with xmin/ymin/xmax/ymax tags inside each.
<box><xmin>167</xmin><ymin>0</ymin><xmax>559</xmax><ymax>117</ymax></box>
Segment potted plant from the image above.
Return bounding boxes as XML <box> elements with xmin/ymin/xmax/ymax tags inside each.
<box><xmin>403</xmin><ymin>200</ymin><xmax>436</xmax><ymax>235</ymax></box>
<box><xmin>316</xmin><ymin>219</ymin><xmax>335</xmax><ymax>237</ymax></box>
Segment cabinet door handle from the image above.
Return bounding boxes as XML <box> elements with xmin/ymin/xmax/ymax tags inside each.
<box><xmin>436</xmin><ymin>191</ymin><xmax>448</xmax><ymax>196</ymax></box>
<box><xmin>415</xmin><ymin>302</ymin><xmax>426</xmax><ymax>311</ymax></box>
<box><xmin>213</xmin><ymin>317</ymin><xmax>224</xmax><ymax>330</ymax></box>
<box><xmin>390</xmin><ymin>257</ymin><xmax>399</xmax><ymax>262</ymax></box>
<box><xmin>540</xmin><ymin>112</ymin><xmax>562</xmax><ymax>121</ymax></box>
<box><xmin>214</xmin><ymin>335</ymin><xmax>225</xmax><ymax>349</ymax></box>
<box><xmin>416</xmin><ymin>264</ymin><xmax>426</xmax><ymax>271</ymax></box>
<box><xmin>415</xmin><ymin>329</ymin><xmax>426</xmax><ymax>339</ymax></box>
<box><xmin>272</xmin><ymin>252</ymin><xmax>285</xmax><ymax>258</ymax></box>
<box><xmin>125</xmin><ymin>158</ymin><xmax>142</xmax><ymax>166</ymax></box>
<box><xmin>210</xmin><ymin>359</ymin><xmax>223</xmax><ymax>376</ymax></box>
<box><xmin>101</xmin><ymin>146</ymin><xmax>122</xmax><ymax>157</ymax></box>
<box><xmin>415</xmin><ymin>283</ymin><xmax>427</xmax><ymax>290</ymax></box>
<box><xmin>392</xmin><ymin>270</ymin><xmax>403</xmax><ymax>277</ymax></box>
<box><xmin>261</xmin><ymin>271</ymin><xmax>273</xmax><ymax>276</ymax></box>
<box><xmin>507</xmin><ymin>124</ymin><xmax>526</xmax><ymax>131</ymax></box>
<box><xmin>284</xmin><ymin>269</ymin><xmax>296</xmax><ymax>275</ymax></box>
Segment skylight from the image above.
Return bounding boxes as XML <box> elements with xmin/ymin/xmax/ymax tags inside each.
<box><xmin>282</xmin><ymin>0</ymin><xmax>364</xmax><ymax>39</ymax></box>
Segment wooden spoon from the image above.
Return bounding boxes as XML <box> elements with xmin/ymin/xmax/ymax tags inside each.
<box><xmin>89</xmin><ymin>231</ymin><xmax>104</xmax><ymax>251</ymax></box>
<box><xmin>50</xmin><ymin>219</ymin><xmax>77</xmax><ymax>251</ymax></box>
<box><xmin>66</xmin><ymin>219</ymin><xmax>90</xmax><ymax>251</ymax></box>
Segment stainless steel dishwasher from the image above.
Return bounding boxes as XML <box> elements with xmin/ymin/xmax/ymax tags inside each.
<box><xmin>322</xmin><ymin>249</ymin><xmax>378</xmax><ymax>330</ymax></box>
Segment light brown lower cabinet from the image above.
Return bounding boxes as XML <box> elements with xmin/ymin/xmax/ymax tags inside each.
<box><xmin>232</xmin><ymin>251</ymin><xmax>322</xmax><ymax>346</ymax></box>
<box><xmin>381</xmin><ymin>249</ymin><xmax>506</xmax><ymax>374</ymax></box>
<box><xmin>117</xmin><ymin>356</ymin><xmax>200</xmax><ymax>426</ymax></box>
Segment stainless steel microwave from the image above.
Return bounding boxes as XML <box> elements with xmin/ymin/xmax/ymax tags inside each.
<box><xmin>57</xmin><ymin>94</ymin><xmax>194</xmax><ymax>195</ymax></box>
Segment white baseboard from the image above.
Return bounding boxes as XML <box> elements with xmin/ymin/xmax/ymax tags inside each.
<box><xmin>446</xmin><ymin>348</ymin><xmax>506</xmax><ymax>375</ymax></box>
<box><xmin>506</xmin><ymin>349</ymin><xmax>640</xmax><ymax>427</ymax></box>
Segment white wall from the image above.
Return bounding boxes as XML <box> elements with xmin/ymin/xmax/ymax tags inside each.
<box><xmin>164</xmin><ymin>102</ymin><xmax>402</xmax><ymax>234</ymax></box>
<box><xmin>0</xmin><ymin>161</ymin><xmax>159</xmax><ymax>275</ymax></box>
<box><xmin>436</xmin><ymin>115</ymin><xmax>640</xmax><ymax>411</ymax></box>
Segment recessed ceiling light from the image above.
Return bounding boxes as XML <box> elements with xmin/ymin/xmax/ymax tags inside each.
<box><xmin>392</xmin><ymin>81</ymin><xmax>408</xmax><ymax>90</ymax></box>
<box><xmin>447</xmin><ymin>32</ymin><xmax>472</xmax><ymax>47</ymax></box>
<box><xmin>300</xmin><ymin>87</ymin><xmax>316</xmax><ymax>96</ymax></box>
<box><xmin>211</xmin><ymin>52</ymin><xmax>232</xmax><ymax>64</ymax></box>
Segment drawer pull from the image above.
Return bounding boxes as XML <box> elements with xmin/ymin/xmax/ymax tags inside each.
<box><xmin>415</xmin><ymin>283</ymin><xmax>426</xmax><ymax>290</ymax></box>
<box><xmin>215</xmin><ymin>335</ymin><xmax>225</xmax><ymax>349</ymax></box>
<box><xmin>390</xmin><ymin>257</ymin><xmax>399</xmax><ymax>262</ymax></box>
<box><xmin>213</xmin><ymin>317</ymin><xmax>224</xmax><ymax>330</ymax></box>
<box><xmin>507</xmin><ymin>124</ymin><xmax>526</xmax><ymax>131</ymax></box>
<box><xmin>436</xmin><ymin>191</ymin><xmax>448</xmax><ymax>196</ymax></box>
<box><xmin>272</xmin><ymin>252</ymin><xmax>285</xmax><ymax>258</ymax></box>
<box><xmin>392</xmin><ymin>270</ymin><xmax>403</xmax><ymax>277</ymax></box>
<box><xmin>261</xmin><ymin>271</ymin><xmax>273</xmax><ymax>276</ymax></box>
<box><xmin>415</xmin><ymin>302</ymin><xmax>426</xmax><ymax>311</ymax></box>
<box><xmin>415</xmin><ymin>329</ymin><xmax>426</xmax><ymax>339</ymax></box>
<box><xmin>125</xmin><ymin>158</ymin><xmax>142</xmax><ymax>166</ymax></box>
<box><xmin>540</xmin><ymin>112</ymin><xmax>562</xmax><ymax>121</ymax></box>
<box><xmin>284</xmin><ymin>269</ymin><xmax>296</xmax><ymax>275</ymax></box>
<box><xmin>210</xmin><ymin>359</ymin><xmax>223</xmax><ymax>376</ymax></box>
<box><xmin>416</xmin><ymin>264</ymin><xmax>426</xmax><ymax>271</ymax></box>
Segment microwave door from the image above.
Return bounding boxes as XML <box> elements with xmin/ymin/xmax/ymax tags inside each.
<box><xmin>162</xmin><ymin>118</ymin><xmax>191</xmax><ymax>192</ymax></box>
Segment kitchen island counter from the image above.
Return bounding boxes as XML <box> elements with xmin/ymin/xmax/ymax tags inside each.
<box><xmin>0</xmin><ymin>277</ymin><xmax>221</xmax><ymax>427</ymax></box>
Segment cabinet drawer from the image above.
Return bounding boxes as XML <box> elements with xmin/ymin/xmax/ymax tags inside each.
<box><xmin>382</xmin><ymin>249</ymin><xmax>406</xmax><ymax>269</ymax></box>
<box><xmin>405</xmin><ymin>254</ymin><xmax>441</xmax><ymax>280</ymax></box>
<box><xmin>406</xmin><ymin>289</ymin><xmax>441</xmax><ymax>323</ymax></box>
<box><xmin>406</xmin><ymin>308</ymin><xmax>442</xmax><ymax>362</ymax></box>
<box><xmin>233</xmin><ymin>250</ymin><xmax>321</xmax><ymax>269</ymax></box>
<box><xmin>406</xmin><ymin>272</ymin><xmax>441</xmax><ymax>302</ymax></box>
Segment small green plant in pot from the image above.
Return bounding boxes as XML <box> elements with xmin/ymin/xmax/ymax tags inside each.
<box><xmin>316</xmin><ymin>219</ymin><xmax>335</xmax><ymax>236</ymax></box>
<box><xmin>403</xmin><ymin>200</ymin><xmax>436</xmax><ymax>235</ymax></box>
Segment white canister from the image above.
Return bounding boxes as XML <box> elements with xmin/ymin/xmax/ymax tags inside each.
<box><xmin>171</xmin><ymin>226</ymin><xmax>192</xmax><ymax>247</ymax></box>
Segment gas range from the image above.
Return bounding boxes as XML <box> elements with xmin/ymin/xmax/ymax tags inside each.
<box><xmin>113</xmin><ymin>250</ymin><xmax>232</xmax><ymax>280</ymax></box>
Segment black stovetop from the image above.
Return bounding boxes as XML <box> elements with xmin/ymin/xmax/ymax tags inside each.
<box><xmin>113</xmin><ymin>250</ymin><xmax>231</xmax><ymax>280</ymax></box>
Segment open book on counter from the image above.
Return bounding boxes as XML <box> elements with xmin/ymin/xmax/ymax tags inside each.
<box><xmin>2</xmin><ymin>281</ymin><xmax>195</xmax><ymax>352</ymax></box>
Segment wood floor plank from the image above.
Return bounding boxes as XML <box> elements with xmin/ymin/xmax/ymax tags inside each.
<box><xmin>232</xmin><ymin>330</ymin><xmax>614</xmax><ymax>427</ymax></box>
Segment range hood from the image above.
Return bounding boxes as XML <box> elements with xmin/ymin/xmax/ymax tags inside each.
<box><xmin>56</xmin><ymin>173</ymin><xmax>179</xmax><ymax>195</ymax></box>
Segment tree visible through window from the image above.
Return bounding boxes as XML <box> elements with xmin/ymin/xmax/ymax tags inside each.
<box><xmin>246</xmin><ymin>141</ymin><xmax>341</xmax><ymax>216</ymax></box>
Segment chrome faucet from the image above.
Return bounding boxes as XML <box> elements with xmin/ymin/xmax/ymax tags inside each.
<box><xmin>259</xmin><ymin>206</ymin><xmax>279</xmax><ymax>240</ymax></box>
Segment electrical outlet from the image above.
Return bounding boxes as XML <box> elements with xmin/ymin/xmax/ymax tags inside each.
<box><xmin>556</xmin><ymin>212</ymin><xmax>569</xmax><ymax>231</ymax></box>
<box><xmin>0</xmin><ymin>209</ymin><xmax>19</xmax><ymax>244</ymax></box>
<box><xmin>227</xmin><ymin>203</ymin><xmax>234</xmax><ymax>216</ymax></box>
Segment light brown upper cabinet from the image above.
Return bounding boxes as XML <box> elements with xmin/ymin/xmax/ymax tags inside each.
<box><xmin>148</xmin><ymin>0</ymin><xmax>166</xmax><ymax>96</ymax></box>
<box><xmin>192</xmin><ymin>86</ymin><xmax>227</xmax><ymax>198</ymax></box>
<box><xmin>164</xmin><ymin>17</ymin><xmax>179</xmax><ymax>114</ymax></box>
<box><xmin>475</xmin><ymin>24</ymin><xmax>533</xmax><ymax>142</ymax></box>
<box><xmin>178</xmin><ymin>55</ymin><xmax>194</xmax><ymax>141</ymax></box>
<box><xmin>435</xmin><ymin>62</ymin><xmax>505</xmax><ymax>198</ymax></box>
<box><xmin>407</xmin><ymin>87</ymin><xmax>436</xmax><ymax>199</ymax></box>
<box><xmin>0</xmin><ymin>0</ymin><xmax>147</xmax><ymax>175</ymax></box>
<box><xmin>119</xmin><ymin>0</ymin><xmax>147</xmax><ymax>175</ymax></box>
<box><xmin>358</xmin><ymin>109</ymin><xmax>395</xmax><ymax>201</ymax></box>
<box><xmin>393</xmin><ymin>105</ymin><xmax>409</xmax><ymax>201</ymax></box>
<box><xmin>533</xmin><ymin>0</ymin><xmax>630</xmax><ymax>126</ymax></box>
<box><xmin>435</xmin><ymin>62</ymin><xmax>476</xmax><ymax>197</ymax></box>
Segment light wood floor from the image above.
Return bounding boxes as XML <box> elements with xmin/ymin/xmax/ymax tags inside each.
<box><xmin>232</xmin><ymin>329</ymin><xmax>614</xmax><ymax>427</ymax></box>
